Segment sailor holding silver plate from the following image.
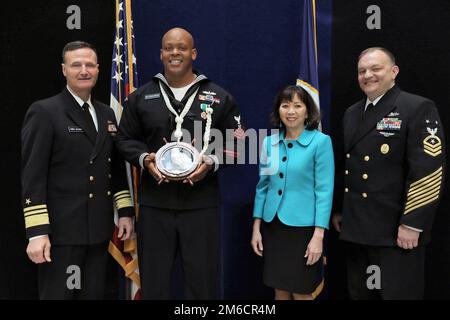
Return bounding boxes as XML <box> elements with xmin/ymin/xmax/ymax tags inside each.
<box><xmin>116</xmin><ymin>28</ymin><xmax>244</xmax><ymax>299</ymax></box>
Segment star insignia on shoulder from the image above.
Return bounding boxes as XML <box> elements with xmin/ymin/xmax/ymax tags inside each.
<box><xmin>25</xmin><ymin>199</ymin><xmax>31</xmax><ymax>205</ymax></box>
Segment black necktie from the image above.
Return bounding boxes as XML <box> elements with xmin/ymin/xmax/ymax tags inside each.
<box><xmin>81</xmin><ymin>102</ymin><xmax>97</xmax><ymax>137</ymax></box>
<box><xmin>363</xmin><ymin>103</ymin><xmax>374</xmax><ymax>119</ymax></box>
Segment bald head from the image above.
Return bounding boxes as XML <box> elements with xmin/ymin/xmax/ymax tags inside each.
<box><xmin>161</xmin><ymin>28</ymin><xmax>195</xmax><ymax>49</ymax></box>
<box><xmin>160</xmin><ymin>27</ymin><xmax>198</xmax><ymax>87</ymax></box>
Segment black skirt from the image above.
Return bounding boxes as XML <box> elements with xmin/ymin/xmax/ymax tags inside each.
<box><xmin>261</xmin><ymin>216</ymin><xmax>324</xmax><ymax>296</ymax></box>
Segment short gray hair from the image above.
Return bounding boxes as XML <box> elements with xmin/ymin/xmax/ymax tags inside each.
<box><xmin>62</xmin><ymin>41</ymin><xmax>97</xmax><ymax>63</ymax></box>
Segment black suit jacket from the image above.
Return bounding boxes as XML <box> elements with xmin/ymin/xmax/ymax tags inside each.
<box><xmin>340</xmin><ymin>86</ymin><xmax>445</xmax><ymax>246</ymax></box>
<box><xmin>21</xmin><ymin>88</ymin><xmax>133</xmax><ymax>245</ymax></box>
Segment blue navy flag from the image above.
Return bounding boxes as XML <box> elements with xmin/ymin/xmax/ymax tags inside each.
<box><xmin>298</xmin><ymin>0</ymin><xmax>326</xmax><ymax>299</ymax></box>
<box><xmin>108</xmin><ymin>0</ymin><xmax>141</xmax><ymax>300</ymax></box>
<box><xmin>297</xmin><ymin>0</ymin><xmax>320</xmax><ymax>110</ymax></box>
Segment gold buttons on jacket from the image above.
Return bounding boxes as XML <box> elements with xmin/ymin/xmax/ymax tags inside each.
<box><xmin>107</xmin><ymin>191</ymin><xmax>111</xmax><ymax>196</ymax></box>
<box><xmin>108</xmin><ymin>158</ymin><xmax>111</xmax><ymax>162</ymax></box>
<box><xmin>90</xmin><ymin>160</ymin><xmax>94</xmax><ymax>165</ymax></box>
<box><xmin>345</xmin><ymin>188</ymin><xmax>349</xmax><ymax>193</ymax></box>
<box><xmin>89</xmin><ymin>176</ymin><xmax>94</xmax><ymax>181</ymax></box>
<box><xmin>346</xmin><ymin>154</ymin><xmax>350</xmax><ymax>159</ymax></box>
<box><xmin>364</xmin><ymin>155</ymin><xmax>370</xmax><ymax>161</ymax></box>
<box><xmin>89</xmin><ymin>193</ymin><xmax>94</xmax><ymax>199</ymax></box>
<box><xmin>380</xmin><ymin>144</ymin><xmax>390</xmax><ymax>154</ymax></box>
<box><xmin>345</xmin><ymin>170</ymin><xmax>349</xmax><ymax>175</ymax></box>
<box><xmin>108</xmin><ymin>174</ymin><xmax>112</xmax><ymax>179</ymax></box>
<box><xmin>362</xmin><ymin>174</ymin><xmax>368</xmax><ymax>180</ymax></box>
<box><xmin>362</xmin><ymin>192</ymin><xmax>368</xmax><ymax>198</ymax></box>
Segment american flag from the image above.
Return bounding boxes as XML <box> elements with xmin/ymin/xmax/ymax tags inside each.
<box><xmin>108</xmin><ymin>0</ymin><xmax>141</xmax><ymax>300</ymax></box>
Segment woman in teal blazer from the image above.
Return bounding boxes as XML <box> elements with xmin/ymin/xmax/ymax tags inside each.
<box><xmin>251</xmin><ymin>85</ymin><xmax>334</xmax><ymax>300</ymax></box>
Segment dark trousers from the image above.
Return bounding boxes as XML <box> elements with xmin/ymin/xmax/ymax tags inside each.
<box><xmin>137</xmin><ymin>206</ymin><xmax>219</xmax><ymax>300</ymax></box>
<box><xmin>38</xmin><ymin>242</ymin><xmax>109</xmax><ymax>300</ymax></box>
<box><xmin>345</xmin><ymin>241</ymin><xmax>425</xmax><ymax>300</ymax></box>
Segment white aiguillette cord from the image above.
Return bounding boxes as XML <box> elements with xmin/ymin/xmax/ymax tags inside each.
<box><xmin>159</xmin><ymin>81</ymin><xmax>214</xmax><ymax>155</ymax></box>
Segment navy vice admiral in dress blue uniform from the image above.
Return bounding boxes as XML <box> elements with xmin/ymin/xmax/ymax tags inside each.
<box><xmin>21</xmin><ymin>41</ymin><xmax>134</xmax><ymax>299</ymax></box>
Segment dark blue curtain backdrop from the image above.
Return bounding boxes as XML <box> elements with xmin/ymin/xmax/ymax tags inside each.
<box><xmin>132</xmin><ymin>0</ymin><xmax>332</xmax><ymax>299</ymax></box>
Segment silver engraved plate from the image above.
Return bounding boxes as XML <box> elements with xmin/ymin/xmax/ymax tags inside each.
<box><xmin>155</xmin><ymin>142</ymin><xmax>200</xmax><ymax>180</ymax></box>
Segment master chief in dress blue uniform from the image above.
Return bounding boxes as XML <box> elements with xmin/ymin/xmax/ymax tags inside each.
<box><xmin>333</xmin><ymin>47</ymin><xmax>445</xmax><ymax>300</ymax></box>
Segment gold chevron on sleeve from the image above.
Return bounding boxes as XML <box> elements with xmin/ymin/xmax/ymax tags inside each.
<box><xmin>407</xmin><ymin>171</ymin><xmax>442</xmax><ymax>196</ymax></box>
<box><xmin>114</xmin><ymin>190</ymin><xmax>133</xmax><ymax>209</ymax></box>
<box><xmin>423</xmin><ymin>135</ymin><xmax>442</xmax><ymax>157</ymax></box>
<box><xmin>408</xmin><ymin>167</ymin><xmax>442</xmax><ymax>190</ymax></box>
<box><xmin>404</xmin><ymin>167</ymin><xmax>443</xmax><ymax>215</ymax></box>
<box><xmin>23</xmin><ymin>204</ymin><xmax>50</xmax><ymax>229</ymax></box>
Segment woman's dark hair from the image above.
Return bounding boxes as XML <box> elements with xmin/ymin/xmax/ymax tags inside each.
<box><xmin>270</xmin><ymin>85</ymin><xmax>320</xmax><ymax>130</ymax></box>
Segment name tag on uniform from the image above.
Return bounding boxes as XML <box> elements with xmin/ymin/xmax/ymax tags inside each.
<box><xmin>144</xmin><ymin>93</ymin><xmax>160</xmax><ymax>100</ymax></box>
<box><xmin>376</xmin><ymin>118</ymin><xmax>402</xmax><ymax>131</ymax></box>
<box><xmin>68</xmin><ymin>126</ymin><xmax>84</xmax><ymax>133</ymax></box>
